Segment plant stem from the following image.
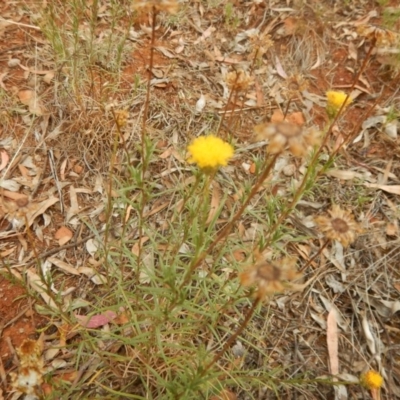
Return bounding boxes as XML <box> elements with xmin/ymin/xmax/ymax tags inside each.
<box><xmin>298</xmin><ymin>239</ymin><xmax>330</xmax><ymax>273</ymax></box>
<box><xmin>177</xmin><ymin>153</ymin><xmax>279</xmax><ymax>293</ymax></box>
<box><xmin>137</xmin><ymin>6</ymin><xmax>158</xmax><ymax>270</ymax></box>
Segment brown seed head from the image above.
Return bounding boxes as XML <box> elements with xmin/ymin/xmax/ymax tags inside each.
<box><xmin>283</xmin><ymin>74</ymin><xmax>309</xmax><ymax>98</ymax></box>
<box><xmin>357</xmin><ymin>24</ymin><xmax>399</xmax><ymax>48</ymax></box>
<box><xmin>253</xmin><ymin>122</ymin><xmax>320</xmax><ymax>157</ymax></box>
<box><xmin>315</xmin><ymin>204</ymin><xmax>362</xmax><ymax>247</ymax></box>
<box><xmin>240</xmin><ymin>257</ymin><xmax>301</xmax><ymax>300</ymax></box>
<box><xmin>226</xmin><ymin>69</ymin><xmax>254</xmax><ymax>91</ymax></box>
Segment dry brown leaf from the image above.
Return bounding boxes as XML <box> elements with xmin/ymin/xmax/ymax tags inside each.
<box><xmin>48</xmin><ymin>257</ymin><xmax>80</xmax><ymax>275</ymax></box>
<box><xmin>18</xmin><ymin>89</ymin><xmax>34</xmax><ymax>105</ymax></box>
<box><xmin>386</xmin><ymin>222</ymin><xmax>398</xmax><ymax>236</ymax></box>
<box><xmin>18</xmin><ymin>89</ymin><xmax>45</xmax><ymax>115</ymax></box>
<box><xmin>271</xmin><ymin>109</ymin><xmax>285</xmax><ymax>123</ymax></box>
<box><xmin>194</xmin><ymin>25</ymin><xmax>216</xmax><ymax>44</ymax></box>
<box><xmin>0</xmin><ymin>247</ymin><xmax>15</xmax><ymax>257</ymax></box>
<box><xmin>364</xmin><ymin>183</ymin><xmax>400</xmax><ymax>195</ymax></box>
<box><xmin>159</xmin><ymin>147</ymin><xmax>173</xmax><ymax>159</ymax></box>
<box><xmin>287</xmin><ymin>111</ymin><xmax>305</xmax><ymax>126</ymax></box>
<box><xmin>131</xmin><ymin>236</ymin><xmax>150</xmax><ymax>256</ymax></box>
<box><xmin>18</xmin><ymin>63</ymin><xmax>55</xmax><ymax>75</ymax></box>
<box><xmin>113</xmin><ymin>311</ymin><xmax>130</xmax><ymax>325</ymax></box>
<box><xmin>210</xmin><ymin>389</ymin><xmax>237</xmax><ymax>400</ymax></box>
<box><xmin>327</xmin><ymin>170</ymin><xmax>363</xmax><ymax>180</ymax></box>
<box><xmin>206</xmin><ymin>183</ymin><xmax>221</xmax><ymax>225</ymax></box>
<box><xmin>43</xmin><ymin>71</ymin><xmax>55</xmax><ymax>84</ymax></box>
<box><xmin>0</xmin><ymin>150</ymin><xmax>9</xmax><ymax>171</ymax></box>
<box><xmin>327</xmin><ymin>309</ymin><xmax>339</xmax><ymax>375</ymax></box>
<box><xmin>77</xmin><ymin>266</ymin><xmax>106</xmax><ymax>285</ymax></box>
<box><xmin>66</xmin><ymin>186</ymin><xmax>79</xmax><ymax>222</ymax></box>
<box><xmin>55</xmin><ymin>226</ymin><xmax>73</xmax><ymax>245</ymax></box>
<box><xmin>26</xmin><ymin>196</ymin><xmax>59</xmax><ymax>227</ymax></box>
<box><xmin>0</xmin><ymin>72</ymin><xmax>7</xmax><ymax>91</ymax></box>
<box><xmin>1</xmin><ymin>189</ymin><xmax>28</xmax><ymax>202</ymax></box>
<box><xmin>26</xmin><ymin>269</ymin><xmax>58</xmax><ymax>309</ymax></box>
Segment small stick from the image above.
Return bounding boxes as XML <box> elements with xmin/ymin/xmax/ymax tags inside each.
<box><xmin>0</xmin><ymin>17</ymin><xmax>41</xmax><ymax>31</ymax></box>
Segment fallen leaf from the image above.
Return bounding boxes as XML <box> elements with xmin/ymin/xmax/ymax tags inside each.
<box><xmin>364</xmin><ymin>183</ymin><xmax>400</xmax><ymax>195</ymax></box>
<box><xmin>26</xmin><ymin>196</ymin><xmax>59</xmax><ymax>227</ymax></box>
<box><xmin>327</xmin><ymin>309</ymin><xmax>339</xmax><ymax>375</ymax></box>
<box><xmin>206</xmin><ymin>183</ymin><xmax>221</xmax><ymax>225</ymax></box>
<box><xmin>0</xmin><ymin>179</ymin><xmax>21</xmax><ymax>191</ymax></box>
<box><xmin>48</xmin><ymin>257</ymin><xmax>80</xmax><ymax>275</ymax></box>
<box><xmin>0</xmin><ymin>150</ymin><xmax>9</xmax><ymax>171</ymax></box>
<box><xmin>75</xmin><ymin>310</ymin><xmax>117</xmax><ymax>328</ymax></box>
<box><xmin>195</xmin><ymin>94</ymin><xmax>206</xmax><ymax>113</ymax></box>
<box><xmin>18</xmin><ymin>89</ymin><xmax>45</xmax><ymax>115</ymax></box>
<box><xmin>194</xmin><ymin>25</ymin><xmax>215</xmax><ymax>44</ymax></box>
<box><xmin>26</xmin><ymin>269</ymin><xmax>58</xmax><ymax>309</ymax></box>
<box><xmin>131</xmin><ymin>237</ymin><xmax>150</xmax><ymax>256</ymax></box>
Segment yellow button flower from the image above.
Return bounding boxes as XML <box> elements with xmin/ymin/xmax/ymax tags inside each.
<box><xmin>326</xmin><ymin>90</ymin><xmax>352</xmax><ymax>118</ymax></box>
<box><xmin>360</xmin><ymin>370</ymin><xmax>383</xmax><ymax>390</ymax></box>
<box><xmin>187</xmin><ymin>135</ymin><xmax>234</xmax><ymax>171</ymax></box>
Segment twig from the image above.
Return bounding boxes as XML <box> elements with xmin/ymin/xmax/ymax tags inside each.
<box><xmin>0</xmin><ymin>17</ymin><xmax>41</xmax><ymax>31</ymax></box>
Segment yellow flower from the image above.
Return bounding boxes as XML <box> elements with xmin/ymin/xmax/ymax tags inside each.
<box><xmin>360</xmin><ymin>370</ymin><xmax>383</xmax><ymax>390</ymax></box>
<box><xmin>240</xmin><ymin>257</ymin><xmax>301</xmax><ymax>300</ymax></box>
<box><xmin>315</xmin><ymin>204</ymin><xmax>362</xmax><ymax>247</ymax></box>
<box><xmin>326</xmin><ymin>91</ymin><xmax>352</xmax><ymax>118</ymax></box>
<box><xmin>187</xmin><ymin>135</ymin><xmax>234</xmax><ymax>171</ymax></box>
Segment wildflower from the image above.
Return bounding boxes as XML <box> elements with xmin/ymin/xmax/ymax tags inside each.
<box><xmin>226</xmin><ymin>69</ymin><xmax>254</xmax><ymax>91</ymax></box>
<box><xmin>187</xmin><ymin>135</ymin><xmax>234</xmax><ymax>171</ymax></box>
<box><xmin>315</xmin><ymin>204</ymin><xmax>361</xmax><ymax>247</ymax></box>
<box><xmin>360</xmin><ymin>370</ymin><xmax>383</xmax><ymax>390</ymax></box>
<box><xmin>132</xmin><ymin>0</ymin><xmax>178</xmax><ymax>14</ymax></box>
<box><xmin>114</xmin><ymin>109</ymin><xmax>129</xmax><ymax>128</ymax></box>
<box><xmin>253</xmin><ymin>122</ymin><xmax>319</xmax><ymax>157</ymax></box>
<box><xmin>326</xmin><ymin>91</ymin><xmax>352</xmax><ymax>119</ymax></box>
<box><xmin>240</xmin><ymin>257</ymin><xmax>301</xmax><ymax>300</ymax></box>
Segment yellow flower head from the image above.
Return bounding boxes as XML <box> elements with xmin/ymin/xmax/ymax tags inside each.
<box><xmin>187</xmin><ymin>135</ymin><xmax>234</xmax><ymax>171</ymax></box>
<box><xmin>360</xmin><ymin>370</ymin><xmax>383</xmax><ymax>390</ymax></box>
<box><xmin>326</xmin><ymin>91</ymin><xmax>352</xmax><ymax>118</ymax></box>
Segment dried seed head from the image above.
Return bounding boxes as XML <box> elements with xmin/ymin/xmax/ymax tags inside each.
<box><xmin>315</xmin><ymin>204</ymin><xmax>362</xmax><ymax>247</ymax></box>
<box><xmin>16</xmin><ymin>197</ymin><xmax>30</xmax><ymax>208</ymax></box>
<box><xmin>248</xmin><ymin>32</ymin><xmax>274</xmax><ymax>61</ymax></box>
<box><xmin>17</xmin><ymin>339</ymin><xmax>43</xmax><ymax>367</ymax></box>
<box><xmin>10</xmin><ymin>339</ymin><xmax>44</xmax><ymax>396</ymax></box>
<box><xmin>357</xmin><ymin>24</ymin><xmax>399</xmax><ymax>48</ymax></box>
<box><xmin>240</xmin><ymin>257</ymin><xmax>301</xmax><ymax>300</ymax></box>
<box><xmin>132</xmin><ymin>0</ymin><xmax>179</xmax><ymax>14</ymax></box>
<box><xmin>283</xmin><ymin>74</ymin><xmax>309</xmax><ymax>98</ymax></box>
<box><xmin>253</xmin><ymin>122</ymin><xmax>320</xmax><ymax>157</ymax></box>
<box><xmin>226</xmin><ymin>69</ymin><xmax>254</xmax><ymax>91</ymax></box>
<box><xmin>114</xmin><ymin>109</ymin><xmax>129</xmax><ymax>128</ymax></box>
<box><xmin>11</xmin><ymin>366</ymin><xmax>44</xmax><ymax>395</ymax></box>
